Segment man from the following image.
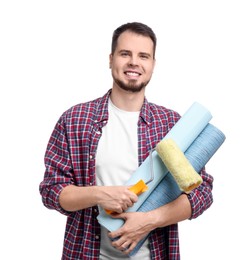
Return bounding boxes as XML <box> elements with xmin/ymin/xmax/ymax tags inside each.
<box><xmin>39</xmin><ymin>22</ymin><xmax>213</xmax><ymax>259</ymax></box>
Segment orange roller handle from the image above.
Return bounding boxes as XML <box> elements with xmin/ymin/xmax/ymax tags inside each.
<box><xmin>128</xmin><ymin>179</ymin><xmax>148</xmax><ymax>195</ymax></box>
<box><xmin>105</xmin><ymin>179</ymin><xmax>148</xmax><ymax>215</ymax></box>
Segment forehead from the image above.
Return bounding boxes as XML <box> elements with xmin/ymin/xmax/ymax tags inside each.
<box><xmin>116</xmin><ymin>31</ymin><xmax>154</xmax><ymax>55</ymax></box>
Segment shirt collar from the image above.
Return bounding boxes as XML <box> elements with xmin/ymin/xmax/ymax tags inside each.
<box><xmin>95</xmin><ymin>88</ymin><xmax>151</xmax><ymax>126</ymax></box>
<box><xmin>94</xmin><ymin>89</ymin><xmax>111</xmax><ymax>123</ymax></box>
<box><xmin>139</xmin><ymin>97</ymin><xmax>152</xmax><ymax>126</ymax></box>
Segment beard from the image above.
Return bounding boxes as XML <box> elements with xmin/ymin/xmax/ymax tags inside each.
<box><xmin>114</xmin><ymin>78</ymin><xmax>149</xmax><ymax>93</ymax></box>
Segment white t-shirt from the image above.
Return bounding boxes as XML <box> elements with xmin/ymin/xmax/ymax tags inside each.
<box><xmin>95</xmin><ymin>98</ymin><xmax>151</xmax><ymax>260</ymax></box>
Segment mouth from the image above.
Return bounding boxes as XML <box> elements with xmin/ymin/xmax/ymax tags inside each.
<box><xmin>124</xmin><ymin>70</ymin><xmax>141</xmax><ymax>79</ymax></box>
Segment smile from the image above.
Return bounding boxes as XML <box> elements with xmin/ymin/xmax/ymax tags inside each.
<box><xmin>125</xmin><ymin>71</ymin><xmax>141</xmax><ymax>78</ymax></box>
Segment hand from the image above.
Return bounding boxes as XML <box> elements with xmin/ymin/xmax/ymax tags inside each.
<box><xmin>108</xmin><ymin>211</ymin><xmax>155</xmax><ymax>254</ymax></box>
<box><xmin>98</xmin><ymin>186</ymin><xmax>138</xmax><ymax>214</ymax></box>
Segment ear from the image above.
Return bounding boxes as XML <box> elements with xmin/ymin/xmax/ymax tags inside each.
<box><xmin>152</xmin><ymin>59</ymin><xmax>156</xmax><ymax>73</ymax></box>
<box><xmin>109</xmin><ymin>54</ymin><xmax>113</xmax><ymax>69</ymax></box>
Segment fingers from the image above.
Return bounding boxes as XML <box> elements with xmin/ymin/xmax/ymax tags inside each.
<box><xmin>106</xmin><ymin>192</ymin><xmax>137</xmax><ymax>214</ymax></box>
<box><xmin>109</xmin><ymin>227</ymin><xmax>136</xmax><ymax>255</ymax></box>
<box><xmin>123</xmin><ymin>242</ymin><xmax>137</xmax><ymax>255</ymax></box>
<box><xmin>119</xmin><ymin>243</ymin><xmax>129</xmax><ymax>252</ymax></box>
<box><xmin>111</xmin><ymin>237</ymin><xmax>132</xmax><ymax>254</ymax></box>
<box><xmin>112</xmin><ymin>239</ymin><xmax>137</xmax><ymax>255</ymax></box>
<box><xmin>109</xmin><ymin>201</ymin><xmax>132</xmax><ymax>214</ymax></box>
<box><xmin>103</xmin><ymin>185</ymin><xmax>139</xmax><ymax>214</ymax></box>
<box><xmin>123</xmin><ymin>200</ymin><xmax>134</xmax><ymax>210</ymax></box>
<box><xmin>128</xmin><ymin>189</ymin><xmax>139</xmax><ymax>203</ymax></box>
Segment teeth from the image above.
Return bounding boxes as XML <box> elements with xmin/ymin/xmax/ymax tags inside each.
<box><xmin>126</xmin><ymin>72</ymin><xmax>139</xmax><ymax>76</ymax></box>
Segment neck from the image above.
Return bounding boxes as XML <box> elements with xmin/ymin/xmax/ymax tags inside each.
<box><xmin>110</xmin><ymin>86</ymin><xmax>145</xmax><ymax>112</ymax></box>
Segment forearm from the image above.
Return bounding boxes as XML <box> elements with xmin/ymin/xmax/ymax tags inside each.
<box><xmin>144</xmin><ymin>169</ymin><xmax>213</xmax><ymax>230</ymax></box>
<box><xmin>59</xmin><ymin>184</ymin><xmax>139</xmax><ymax>213</ymax></box>
<box><xmin>147</xmin><ymin>194</ymin><xmax>191</xmax><ymax>228</ymax></box>
<box><xmin>59</xmin><ymin>185</ymin><xmax>102</xmax><ymax>212</ymax></box>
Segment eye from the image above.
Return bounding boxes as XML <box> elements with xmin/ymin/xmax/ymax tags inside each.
<box><xmin>139</xmin><ymin>53</ymin><xmax>151</xmax><ymax>60</ymax></box>
<box><xmin>121</xmin><ymin>51</ymin><xmax>130</xmax><ymax>57</ymax></box>
<box><xmin>140</xmin><ymin>54</ymin><xmax>149</xmax><ymax>59</ymax></box>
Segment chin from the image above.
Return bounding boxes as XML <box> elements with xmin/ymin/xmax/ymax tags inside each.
<box><xmin>117</xmin><ymin>81</ymin><xmax>147</xmax><ymax>93</ymax></box>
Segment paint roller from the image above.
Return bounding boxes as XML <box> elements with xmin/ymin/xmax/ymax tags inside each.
<box><xmin>129</xmin><ymin>137</ymin><xmax>204</xmax><ymax>196</ymax></box>
<box><xmin>105</xmin><ymin>136</ymin><xmax>200</xmax><ymax>215</ymax></box>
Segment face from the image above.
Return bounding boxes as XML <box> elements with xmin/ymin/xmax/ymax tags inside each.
<box><xmin>109</xmin><ymin>31</ymin><xmax>156</xmax><ymax>93</ymax></box>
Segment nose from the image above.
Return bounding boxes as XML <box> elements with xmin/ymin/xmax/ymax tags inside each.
<box><xmin>128</xmin><ymin>55</ymin><xmax>139</xmax><ymax>66</ymax></box>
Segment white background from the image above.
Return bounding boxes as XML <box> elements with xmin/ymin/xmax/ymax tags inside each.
<box><xmin>1</xmin><ymin>0</ymin><xmax>251</xmax><ymax>259</ymax></box>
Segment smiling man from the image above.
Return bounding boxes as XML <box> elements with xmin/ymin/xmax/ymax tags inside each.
<box><xmin>110</xmin><ymin>29</ymin><xmax>155</xmax><ymax>95</ymax></box>
<box><xmin>39</xmin><ymin>22</ymin><xmax>214</xmax><ymax>260</ymax></box>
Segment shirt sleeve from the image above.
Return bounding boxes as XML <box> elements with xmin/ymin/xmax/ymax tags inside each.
<box><xmin>187</xmin><ymin>167</ymin><xmax>214</xmax><ymax>219</ymax></box>
<box><xmin>39</xmin><ymin>115</ymin><xmax>73</xmax><ymax>216</ymax></box>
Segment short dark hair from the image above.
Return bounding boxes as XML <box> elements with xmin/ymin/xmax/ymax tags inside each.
<box><xmin>111</xmin><ymin>22</ymin><xmax>157</xmax><ymax>58</ymax></box>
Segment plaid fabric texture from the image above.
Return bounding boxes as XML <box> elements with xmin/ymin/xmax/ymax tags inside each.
<box><xmin>39</xmin><ymin>89</ymin><xmax>214</xmax><ymax>259</ymax></box>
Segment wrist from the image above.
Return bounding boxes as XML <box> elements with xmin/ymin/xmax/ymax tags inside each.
<box><xmin>145</xmin><ymin>210</ymin><xmax>161</xmax><ymax>230</ymax></box>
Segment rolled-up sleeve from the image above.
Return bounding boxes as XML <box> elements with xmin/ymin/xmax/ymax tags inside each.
<box><xmin>39</xmin><ymin>116</ymin><xmax>73</xmax><ymax>216</ymax></box>
<box><xmin>187</xmin><ymin>168</ymin><xmax>214</xmax><ymax>219</ymax></box>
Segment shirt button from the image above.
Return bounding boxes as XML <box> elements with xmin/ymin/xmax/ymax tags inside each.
<box><xmin>90</xmin><ymin>183</ymin><xmax>93</xmax><ymax>186</ymax></box>
<box><xmin>95</xmin><ymin>235</ymin><xmax>99</xmax><ymax>240</ymax></box>
<box><xmin>90</xmin><ymin>155</ymin><xmax>93</xmax><ymax>159</ymax></box>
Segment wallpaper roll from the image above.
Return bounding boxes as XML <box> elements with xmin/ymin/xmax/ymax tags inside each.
<box><xmin>129</xmin><ymin>123</ymin><xmax>226</xmax><ymax>256</ymax></box>
<box><xmin>97</xmin><ymin>102</ymin><xmax>212</xmax><ymax>231</ymax></box>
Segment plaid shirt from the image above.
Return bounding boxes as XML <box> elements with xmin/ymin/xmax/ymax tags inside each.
<box><xmin>39</xmin><ymin>89</ymin><xmax>214</xmax><ymax>260</ymax></box>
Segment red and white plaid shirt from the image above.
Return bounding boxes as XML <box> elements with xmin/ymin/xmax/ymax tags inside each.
<box><xmin>39</xmin><ymin>89</ymin><xmax>214</xmax><ymax>260</ymax></box>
